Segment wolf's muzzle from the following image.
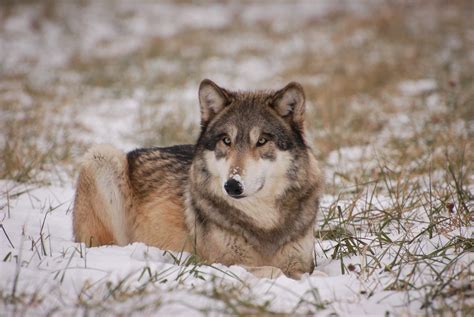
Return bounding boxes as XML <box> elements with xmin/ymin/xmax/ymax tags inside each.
<box><xmin>224</xmin><ymin>179</ymin><xmax>244</xmax><ymax>198</ymax></box>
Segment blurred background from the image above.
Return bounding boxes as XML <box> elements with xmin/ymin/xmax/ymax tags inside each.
<box><xmin>0</xmin><ymin>0</ymin><xmax>472</xmax><ymax>191</ymax></box>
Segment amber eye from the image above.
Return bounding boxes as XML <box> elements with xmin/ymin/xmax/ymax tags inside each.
<box><xmin>257</xmin><ymin>137</ymin><xmax>268</xmax><ymax>146</ymax></box>
<box><xmin>223</xmin><ymin>136</ymin><xmax>232</xmax><ymax>146</ymax></box>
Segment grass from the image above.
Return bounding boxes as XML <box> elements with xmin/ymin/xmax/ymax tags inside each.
<box><xmin>0</xmin><ymin>0</ymin><xmax>473</xmax><ymax>316</ymax></box>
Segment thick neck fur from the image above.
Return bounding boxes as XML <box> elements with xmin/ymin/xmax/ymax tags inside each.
<box><xmin>187</xmin><ymin>149</ymin><xmax>321</xmax><ymax>255</ymax></box>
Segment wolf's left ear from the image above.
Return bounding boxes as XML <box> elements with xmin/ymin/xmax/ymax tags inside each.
<box><xmin>199</xmin><ymin>79</ymin><xmax>231</xmax><ymax>126</ymax></box>
<box><xmin>271</xmin><ymin>82</ymin><xmax>306</xmax><ymax>129</ymax></box>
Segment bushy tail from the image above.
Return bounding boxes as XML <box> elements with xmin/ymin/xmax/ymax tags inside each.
<box><xmin>73</xmin><ymin>144</ymin><xmax>132</xmax><ymax>246</ymax></box>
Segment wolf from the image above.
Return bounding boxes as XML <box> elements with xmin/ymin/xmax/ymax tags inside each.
<box><xmin>73</xmin><ymin>79</ymin><xmax>323</xmax><ymax>279</ymax></box>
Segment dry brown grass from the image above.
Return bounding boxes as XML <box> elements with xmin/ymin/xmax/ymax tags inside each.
<box><xmin>1</xmin><ymin>0</ymin><xmax>471</xmax><ymax>198</ymax></box>
<box><xmin>0</xmin><ymin>1</ymin><xmax>472</xmax><ymax>314</ymax></box>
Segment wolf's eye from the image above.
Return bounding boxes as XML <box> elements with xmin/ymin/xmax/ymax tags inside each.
<box><xmin>222</xmin><ymin>136</ymin><xmax>232</xmax><ymax>146</ymax></box>
<box><xmin>257</xmin><ymin>137</ymin><xmax>268</xmax><ymax>146</ymax></box>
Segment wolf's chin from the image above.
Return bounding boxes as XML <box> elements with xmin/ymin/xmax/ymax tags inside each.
<box><xmin>228</xmin><ymin>194</ymin><xmax>247</xmax><ymax>199</ymax></box>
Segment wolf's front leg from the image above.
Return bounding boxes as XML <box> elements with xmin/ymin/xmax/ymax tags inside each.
<box><xmin>272</xmin><ymin>231</ymin><xmax>317</xmax><ymax>279</ymax></box>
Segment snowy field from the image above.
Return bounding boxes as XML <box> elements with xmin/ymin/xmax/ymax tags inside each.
<box><xmin>1</xmin><ymin>1</ymin><xmax>473</xmax><ymax>316</ymax></box>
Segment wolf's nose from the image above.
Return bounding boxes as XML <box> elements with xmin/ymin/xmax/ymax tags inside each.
<box><xmin>224</xmin><ymin>179</ymin><xmax>244</xmax><ymax>197</ymax></box>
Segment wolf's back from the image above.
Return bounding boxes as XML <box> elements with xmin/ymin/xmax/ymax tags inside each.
<box><xmin>127</xmin><ymin>144</ymin><xmax>194</xmax><ymax>199</ymax></box>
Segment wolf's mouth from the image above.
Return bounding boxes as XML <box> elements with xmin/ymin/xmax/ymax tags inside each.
<box><xmin>229</xmin><ymin>194</ymin><xmax>247</xmax><ymax>199</ymax></box>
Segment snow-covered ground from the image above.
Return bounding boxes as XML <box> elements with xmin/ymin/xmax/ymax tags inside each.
<box><xmin>1</xmin><ymin>1</ymin><xmax>472</xmax><ymax>316</ymax></box>
<box><xmin>3</xmin><ymin>180</ymin><xmax>470</xmax><ymax>316</ymax></box>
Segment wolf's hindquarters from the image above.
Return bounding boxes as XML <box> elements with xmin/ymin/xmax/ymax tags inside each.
<box><xmin>73</xmin><ymin>145</ymin><xmax>131</xmax><ymax>246</ymax></box>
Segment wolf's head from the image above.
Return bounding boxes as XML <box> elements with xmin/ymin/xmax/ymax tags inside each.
<box><xmin>194</xmin><ymin>79</ymin><xmax>309</xmax><ymax>201</ymax></box>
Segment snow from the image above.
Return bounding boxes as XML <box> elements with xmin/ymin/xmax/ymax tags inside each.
<box><xmin>1</xmin><ymin>178</ymin><xmax>471</xmax><ymax>315</ymax></box>
<box><xmin>1</xmin><ymin>1</ymin><xmax>472</xmax><ymax>316</ymax></box>
<box><xmin>76</xmin><ymin>97</ymin><xmax>142</xmax><ymax>151</ymax></box>
<box><xmin>0</xmin><ymin>1</ymin><xmax>235</xmax><ymax>74</ymax></box>
<box><xmin>398</xmin><ymin>79</ymin><xmax>437</xmax><ymax>96</ymax></box>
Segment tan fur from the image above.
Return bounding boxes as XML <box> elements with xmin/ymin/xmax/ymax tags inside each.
<box><xmin>73</xmin><ymin>145</ymin><xmax>131</xmax><ymax>246</ymax></box>
<box><xmin>73</xmin><ymin>80</ymin><xmax>323</xmax><ymax>279</ymax></box>
<box><xmin>186</xmin><ymin>148</ymin><xmax>322</xmax><ymax>278</ymax></box>
<box><xmin>188</xmin><ymin>220</ymin><xmax>315</xmax><ymax>278</ymax></box>
<box><xmin>73</xmin><ymin>146</ymin><xmax>192</xmax><ymax>252</ymax></box>
<box><xmin>131</xmin><ymin>196</ymin><xmax>191</xmax><ymax>252</ymax></box>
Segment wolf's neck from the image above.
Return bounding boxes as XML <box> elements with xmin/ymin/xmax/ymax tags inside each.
<box><xmin>223</xmin><ymin>195</ymin><xmax>281</xmax><ymax>230</ymax></box>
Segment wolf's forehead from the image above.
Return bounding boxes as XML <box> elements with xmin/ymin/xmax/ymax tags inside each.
<box><xmin>228</xmin><ymin>112</ymin><xmax>268</xmax><ymax>133</ymax></box>
<box><xmin>211</xmin><ymin>92</ymin><xmax>280</xmax><ymax>133</ymax></box>
<box><xmin>221</xmin><ymin>122</ymin><xmax>260</xmax><ymax>136</ymax></box>
<box><xmin>229</xmin><ymin>95</ymin><xmax>274</xmax><ymax>119</ymax></box>
<box><xmin>224</xmin><ymin>107</ymin><xmax>277</xmax><ymax>134</ymax></box>
<box><xmin>234</xmin><ymin>90</ymin><xmax>273</xmax><ymax>101</ymax></box>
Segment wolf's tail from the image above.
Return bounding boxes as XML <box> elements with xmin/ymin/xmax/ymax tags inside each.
<box><xmin>72</xmin><ymin>144</ymin><xmax>132</xmax><ymax>246</ymax></box>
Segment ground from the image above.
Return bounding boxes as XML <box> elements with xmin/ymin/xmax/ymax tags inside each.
<box><xmin>0</xmin><ymin>0</ymin><xmax>473</xmax><ymax>316</ymax></box>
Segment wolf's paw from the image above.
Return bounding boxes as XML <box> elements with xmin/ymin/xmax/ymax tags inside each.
<box><xmin>286</xmin><ymin>269</ymin><xmax>328</xmax><ymax>279</ymax></box>
<box><xmin>242</xmin><ymin>265</ymin><xmax>284</xmax><ymax>279</ymax></box>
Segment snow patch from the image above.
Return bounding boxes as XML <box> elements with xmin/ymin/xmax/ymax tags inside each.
<box><xmin>398</xmin><ymin>79</ymin><xmax>437</xmax><ymax>96</ymax></box>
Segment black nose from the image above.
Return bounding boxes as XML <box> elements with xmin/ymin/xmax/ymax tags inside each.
<box><xmin>224</xmin><ymin>179</ymin><xmax>244</xmax><ymax>197</ymax></box>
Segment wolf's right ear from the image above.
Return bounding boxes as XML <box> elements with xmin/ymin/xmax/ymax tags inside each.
<box><xmin>199</xmin><ymin>79</ymin><xmax>231</xmax><ymax>126</ymax></box>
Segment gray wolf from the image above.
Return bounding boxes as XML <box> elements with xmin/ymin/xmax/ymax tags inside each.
<box><xmin>73</xmin><ymin>79</ymin><xmax>323</xmax><ymax>279</ymax></box>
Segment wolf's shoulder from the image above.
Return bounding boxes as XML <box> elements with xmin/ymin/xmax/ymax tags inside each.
<box><xmin>127</xmin><ymin>144</ymin><xmax>194</xmax><ymax>164</ymax></box>
<box><xmin>126</xmin><ymin>144</ymin><xmax>194</xmax><ymax>197</ymax></box>
<box><xmin>127</xmin><ymin>144</ymin><xmax>194</xmax><ymax>181</ymax></box>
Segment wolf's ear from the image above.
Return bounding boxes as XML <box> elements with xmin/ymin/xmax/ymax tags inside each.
<box><xmin>271</xmin><ymin>82</ymin><xmax>306</xmax><ymax>129</ymax></box>
<box><xmin>199</xmin><ymin>79</ymin><xmax>231</xmax><ymax>126</ymax></box>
